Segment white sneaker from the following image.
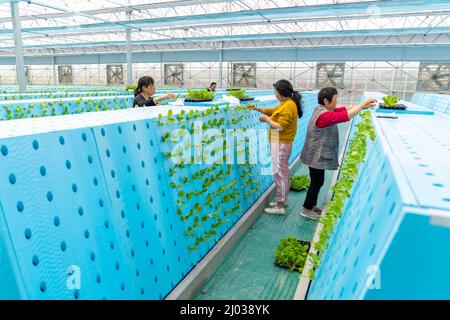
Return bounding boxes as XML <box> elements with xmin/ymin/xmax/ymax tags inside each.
<box><xmin>264</xmin><ymin>206</ymin><xmax>286</xmax><ymax>215</ymax></box>
<box><xmin>313</xmin><ymin>206</ymin><xmax>322</xmax><ymax>214</ymax></box>
<box><xmin>300</xmin><ymin>208</ymin><xmax>321</xmax><ymax>220</ymax></box>
<box><xmin>269</xmin><ymin>202</ymin><xmax>288</xmax><ymax>208</ymax></box>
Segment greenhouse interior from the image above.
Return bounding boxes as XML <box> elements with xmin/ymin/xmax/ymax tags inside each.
<box><xmin>0</xmin><ymin>0</ymin><xmax>449</xmax><ymax>303</ymax></box>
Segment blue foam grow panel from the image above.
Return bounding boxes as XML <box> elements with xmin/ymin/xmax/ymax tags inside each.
<box><xmin>308</xmin><ymin>92</ymin><xmax>450</xmax><ymax>300</ymax></box>
<box><xmin>0</xmin><ymin>92</ymin><xmax>319</xmax><ymax>299</ymax></box>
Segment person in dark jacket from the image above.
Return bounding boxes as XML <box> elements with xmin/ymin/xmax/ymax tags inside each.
<box><xmin>133</xmin><ymin>76</ymin><xmax>177</xmax><ymax>107</ymax></box>
<box><xmin>207</xmin><ymin>82</ymin><xmax>217</xmax><ymax>92</ymax></box>
<box><xmin>299</xmin><ymin>87</ymin><xmax>377</xmax><ymax>220</ymax></box>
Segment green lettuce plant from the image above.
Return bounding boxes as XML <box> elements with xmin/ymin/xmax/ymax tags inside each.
<box><xmin>187</xmin><ymin>89</ymin><xmax>215</xmax><ymax>100</ymax></box>
<box><xmin>228</xmin><ymin>89</ymin><xmax>248</xmax><ymax>99</ymax></box>
<box><xmin>382</xmin><ymin>95</ymin><xmax>399</xmax><ymax>107</ymax></box>
<box><xmin>275</xmin><ymin>237</ymin><xmax>310</xmax><ymax>272</ymax></box>
<box><xmin>290</xmin><ymin>175</ymin><xmax>311</xmax><ymax>191</ymax></box>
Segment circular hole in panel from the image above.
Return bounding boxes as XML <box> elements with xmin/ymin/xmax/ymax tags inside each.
<box><xmin>352</xmin><ymin>282</ymin><xmax>358</xmax><ymax>294</ymax></box>
<box><xmin>78</xmin><ymin>207</ymin><xmax>84</xmax><ymax>216</ymax></box>
<box><xmin>60</xmin><ymin>241</ymin><xmax>67</xmax><ymax>251</ymax></box>
<box><xmin>40</xmin><ymin>166</ymin><xmax>47</xmax><ymax>176</ymax></box>
<box><xmin>1</xmin><ymin>145</ymin><xmax>8</xmax><ymax>156</ymax></box>
<box><xmin>32</xmin><ymin>140</ymin><xmax>39</xmax><ymax>150</ymax></box>
<box><xmin>32</xmin><ymin>255</ymin><xmax>40</xmax><ymax>266</ymax></box>
<box><xmin>9</xmin><ymin>173</ymin><xmax>16</xmax><ymax>185</ymax></box>
<box><xmin>59</xmin><ymin>136</ymin><xmax>65</xmax><ymax>145</ymax></box>
<box><xmin>17</xmin><ymin>201</ymin><xmax>24</xmax><ymax>212</ymax></box>
<box><xmin>53</xmin><ymin>216</ymin><xmax>60</xmax><ymax>227</ymax></box>
<box><xmin>24</xmin><ymin>228</ymin><xmax>32</xmax><ymax>239</ymax></box>
<box><xmin>370</xmin><ymin>244</ymin><xmax>376</xmax><ymax>256</ymax></box>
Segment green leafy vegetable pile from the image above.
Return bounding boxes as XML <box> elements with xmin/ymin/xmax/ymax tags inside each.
<box><xmin>228</xmin><ymin>89</ymin><xmax>248</xmax><ymax>100</ymax></box>
<box><xmin>308</xmin><ymin>111</ymin><xmax>376</xmax><ymax>279</ymax></box>
<box><xmin>187</xmin><ymin>89</ymin><xmax>215</xmax><ymax>100</ymax></box>
<box><xmin>382</xmin><ymin>95</ymin><xmax>399</xmax><ymax>107</ymax></box>
<box><xmin>125</xmin><ymin>85</ymin><xmax>137</xmax><ymax>91</ymax></box>
<box><xmin>275</xmin><ymin>237</ymin><xmax>310</xmax><ymax>272</ymax></box>
<box><xmin>290</xmin><ymin>175</ymin><xmax>310</xmax><ymax>191</ymax></box>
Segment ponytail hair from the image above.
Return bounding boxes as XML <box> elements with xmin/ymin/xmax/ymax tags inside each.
<box><xmin>292</xmin><ymin>90</ymin><xmax>303</xmax><ymax>118</ymax></box>
<box><xmin>273</xmin><ymin>79</ymin><xmax>303</xmax><ymax>118</ymax></box>
<box><xmin>134</xmin><ymin>76</ymin><xmax>155</xmax><ymax>96</ymax></box>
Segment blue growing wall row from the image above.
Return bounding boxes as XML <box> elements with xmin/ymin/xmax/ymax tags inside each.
<box><xmin>0</xmin><ymin>96</ymin><xmax>134</xmax><ymax>121</ymax></box>
<box><xmin>0</xmin><ymin>91</ymin><xmax>318</xmax><ymax>300</ymax></box>
<box><xmin>0</xmin><ymin>91</ymin><xmax>130</xmax><ymax>101</ymax></box>
<box><xmin>308</xmin><ymin>92</ymin><xmax>450</xmax><ymax>300</ymax></box>
<box><xmin>411</xmin><ymin>92</ymin><xmax>450</xmax><ymax>115</ymax></box>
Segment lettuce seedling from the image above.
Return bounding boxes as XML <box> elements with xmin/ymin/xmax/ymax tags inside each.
<box><xmin>382</xmin><ymin>95</ymin><xmax>399</xmax><ymax>107</ymax></box>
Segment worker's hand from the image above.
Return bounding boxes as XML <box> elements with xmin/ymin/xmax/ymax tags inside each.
<box><xmin>166</xmin><ymin>93</ymin><xmax>177</xmax><ymax>99</ymax></box>
<box><xmin>363</xmin><ymin>98</ymin><xmax>378</xmax><ymax>109</ymax></box>
<box><xmin>247</xmin><ymin>103</ymin><xmax>256</xmax><ymax>110</ymax></box>
<box><xmin>259</xmin><ymin>115</ymin><xmax>269</xmax><ymax>123</ymax></box>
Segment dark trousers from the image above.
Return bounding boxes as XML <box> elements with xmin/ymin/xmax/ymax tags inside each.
<box><xmin>303</xmin><ymin>167</ymin><xmax>325</xmax><ymax>210</ymax></box>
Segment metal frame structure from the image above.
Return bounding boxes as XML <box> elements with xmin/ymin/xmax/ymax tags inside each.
<box><xmin>0</xmin><ymin>0</ymin><xmax>449</xmax><ymax>92</ymax></box>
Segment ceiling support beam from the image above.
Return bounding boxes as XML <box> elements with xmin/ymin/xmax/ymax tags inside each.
<box><xmin>10</xmin><ymin>1</ymin><xmax>26</xmax><ymax>93</ymax></box>
<box><xmin>1</xmin><ymin>45</ymin><xmax>449</xmax><ymax>65</ymax></box>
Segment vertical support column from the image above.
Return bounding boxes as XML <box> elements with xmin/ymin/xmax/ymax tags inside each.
<box><xmin>218</xmin><ymin>42</ymin><xmax>223</xmax><ymax>88</ymax></box>
<box><xmin>10</xmin><ymin>1</ymin><xmax>26</xmax><ymax>93</ymax></box>
<box><xmin>160</xmin><ymin>53</ymin><xmax>164</xmax><ymax>86</ymax></box>
<box><xmin>52</xmin><ymin>53</ymin><xmax>58</xmax><ymax>85</ymax></box>
<box><xmin>126</xmin><ymin>10</ymin><xmax>133</xmax><ymax>86</ymax></box>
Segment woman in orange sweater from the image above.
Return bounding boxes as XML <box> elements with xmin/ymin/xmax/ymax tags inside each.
<box><xmin>248</xmin><ymin>80</ymin><xmax>303</xmax><ymax>215</ymax></box>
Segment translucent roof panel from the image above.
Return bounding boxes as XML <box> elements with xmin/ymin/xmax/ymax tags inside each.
<box><xmin>0</xmin><ymin>0</ymin><xmax>449</xmax><ymax>55</ymax></box>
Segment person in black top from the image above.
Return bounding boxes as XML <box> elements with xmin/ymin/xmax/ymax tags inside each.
<box><xmin>133</xmin><ymin>76</ymin><xmax>177</xmax><ymax>107</ymax></box>
<box><xmin>207</xmin><ymin>82</ymin><xmax>217</xmax><ymax>92</ymax></box>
